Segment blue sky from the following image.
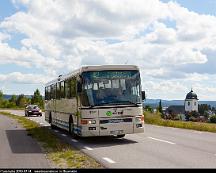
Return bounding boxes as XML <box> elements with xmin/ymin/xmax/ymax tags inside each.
<box><xmin>1</xmin><ymin>0</ymin><xmax>216</xmax><ymax>101</ymax></box>
<box><xmin>161</xmin><ymin>0</ymin><xmax>216</xmax><ymax>15</ymax></box>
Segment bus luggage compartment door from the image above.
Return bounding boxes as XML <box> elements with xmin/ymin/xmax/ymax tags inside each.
<box><xmin>99</xmin><ymin>118</ymin><xmax>133</xmax><ymax>136</ymax></box>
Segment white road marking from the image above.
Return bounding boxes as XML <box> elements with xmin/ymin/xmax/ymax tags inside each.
<box><xmin>61</xmin><ymin>134</ymin><xmax>67</xmax><ymax>137</ymax></box>
<box><xmin>71</xmin><ymin>139</ymin><xmax>78</xmax><ymax>143</ymax></box>
<box><xmin>148</xmin><ymin>136</ymin><xmax>176</xmax><ymax>145</ymax></box>
<box><xmin>193</xmin><ymin>131</ymin><xmax>203</xmax><ymax>134</ymax></box>
<box><xmin>103</xmin><ymin>157</ymin><xmax>116</xmax><ymax>164</ymax></box>
<box><xmin>84</xmin><ymin>146</ymin><xmax>93</xmax><ymax>151</ymax></box>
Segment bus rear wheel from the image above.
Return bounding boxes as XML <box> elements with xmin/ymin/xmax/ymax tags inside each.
<box><xmin>49</xmin><ymin>112</ymin><xmax>56</xmax><ymax>129</ymax></box>
<box><xmin>69</xmin><ymin>116</ymin><xmax>78</xmax><ymax>139</ymax></box>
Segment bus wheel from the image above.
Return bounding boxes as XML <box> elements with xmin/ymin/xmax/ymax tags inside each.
<box><xmin>116</xmin><ymin>134</ymin><xmax>125</xmax><ymax>138</ymax></box>
<box><xmin>49</xmin><ymin>112</ymin><xmax>55</xmax><ymax>129</ymax></box>
<box><xmin>69</xmin><ymin>116</ymin><xmax>78</xmax><ymax>138</ymax></box>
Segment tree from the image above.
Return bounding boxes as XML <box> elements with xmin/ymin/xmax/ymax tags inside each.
<box><xmin>0</xmin><ymin>90</ymin><xmax>4</xmax><ymax>107</ymax></box>
<box><xmin>31</xmin><ymin>89</ymin><xmax>43</xmax><ymax>108</ymax></box>
<box><xmin>198</xmin><ymin>104</ymin><xmax>210</xmax><ymax>115</ymax></box>
<box><xmin>16</xmin><ymin>94</ymin><xmax>28</xmax><ymax>107</ymax></box>
<box><xmin>0</xmin><ymin>90</ymin><xmax>3</xmax><ymax>100</ymax></box>
<box><xmin>145</xmin><ymin>105</ymin><xmax>153</xmax><ymax>113</ymax></box>
<box><xmin>158</xmin><ymin>99</ymin><xmax>162</xmax><ymax>114</ymax></box>
<box><xmin>211</xmin><ymin>106</ymin><xmax>216</xmax><ymax>112</ymax></box>
<box><xmin>9</xmin><ymin>95</ymin><xmax>17</xmax><ymax>103</ymax></box>
<box><xmin>7</xmin><ymin>95</ymin><xmax>17</xmax><ymax>108</ymax></box>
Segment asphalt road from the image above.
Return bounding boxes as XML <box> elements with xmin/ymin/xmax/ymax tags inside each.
<box><xmin>0</xmin><ymin>112</ymin><xmax>51</xmax><ymax>168</ymax></box>
<box><xmin>1</xmin><ymin>109</ymin><xmax>216</xmax><ymax>168</ymax></box>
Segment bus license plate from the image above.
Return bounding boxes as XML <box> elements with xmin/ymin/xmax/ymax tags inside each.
<box><xmin>110</xmin><ymin>130</ymin><xmax>123</xmax><ymax>135</ymax></box>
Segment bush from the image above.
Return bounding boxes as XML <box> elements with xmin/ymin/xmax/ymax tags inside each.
<box><xmin>144</xmin><ymin>111</ymin><xmax>216</xmax><ymax>133</ymax></box>
<box><xmin>210</xmin><ymin>115</ymin><xmax>216</xmax><ymax>123</ymax></box>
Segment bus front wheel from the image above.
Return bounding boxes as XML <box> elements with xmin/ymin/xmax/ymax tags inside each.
<box><xmin>116</xmin><ymin>134</ymin><xmax>125</xmax><ymax>138</ymax></box>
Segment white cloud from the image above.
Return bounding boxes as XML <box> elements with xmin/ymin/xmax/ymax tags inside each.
<box><xmin>0</xmin><ymin>72</ymin><xmax>49</xmax><ymax>84</ymax></box>
<box><xmin>0</xmin><ymin>0</ymin><xmax>216</xmax><ymax>99</ymax></box>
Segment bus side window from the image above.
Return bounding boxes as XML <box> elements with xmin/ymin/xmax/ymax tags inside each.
<box><xmin>54</xmin><ymin>83</ymin><xmax>57</xmax><ymax>99</ymax></box>
<box><xmin>48</xmin><ymin>86</ymin><xmax>51</xmax><ymax>100</ymax></box>
<box><xmin>56</xmin><ymin>82</ymin><xmax>60</xmax><ymax>99</ymax></box>
<box><xmin>60</xmin><ymin>81</ymin><xmax>65</xmax><ymax>98</ymax></box>
<box><xmin>71</xmin><ymin>77</ymin><xmax>76</xmax><ymax>97</ymax></box>
<box><xmin>65</xmin><ymin>79</ymin><xmax>71</xmax><ymax>99</ymax></box>
<box><xmin>50</xmin><ymin>85</ymin><xmax>53</xmax><ymax>99</ymax></box>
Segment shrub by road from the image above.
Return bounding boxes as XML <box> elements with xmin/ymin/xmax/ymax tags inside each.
<box><xmin>144</xmin><ymin>111</ymin><xmax>216</xmax><ymax>133</ymax></box>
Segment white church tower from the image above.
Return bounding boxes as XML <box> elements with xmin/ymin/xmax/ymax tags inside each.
<box><xmin>185</xmin><ymin>89</ymin><xmax>199</xmax><ymax>112</ymax></box>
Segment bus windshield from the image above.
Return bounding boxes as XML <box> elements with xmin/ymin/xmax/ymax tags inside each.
<box><xmin>81</xmin><ymin>70</ymin><xmax>142</xmax><ymax>107</ymax></box>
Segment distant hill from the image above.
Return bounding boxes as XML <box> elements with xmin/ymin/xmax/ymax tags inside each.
<box><xmin>144</xmin><ymin>99</ymin><xmax>216</xmax><ymax>108</ymax></box>
<box><xmin>3</xmin><ymin>94</ymin><xmax>33</xmax><ymax>100</ymax></box>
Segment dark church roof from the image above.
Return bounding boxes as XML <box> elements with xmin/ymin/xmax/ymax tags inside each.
<box><xmin>186</xmin><ymin>89</ymin><xmax>198</xmax><ymax>100</ymax></box>
<box><xmin>166</xmin><ymin>105</ymin><xmax>185</xmax><ymax>115</ymax></box>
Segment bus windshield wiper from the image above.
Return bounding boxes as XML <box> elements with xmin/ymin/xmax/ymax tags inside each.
<box><xmin>124</xmin><ymin>100</ymin><xmax>141</xmax><ymax>106</ymax></box>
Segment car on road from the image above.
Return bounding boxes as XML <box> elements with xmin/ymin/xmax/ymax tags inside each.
<box><xmin>25</xmin><ymin>104</ymin><xmax>42</xmax><ymax>117</ymax></box>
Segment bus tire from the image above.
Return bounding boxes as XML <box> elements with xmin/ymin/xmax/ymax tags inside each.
<box><xmin>69</xmin><ymin>115</ymin><xmax>78</xmax><ymax>138</ymax></box>
<box><xmin>49</xmin><ymin>112</ymin><xmax>55</xmax><ymax>129</ymax></box>
<box><xmin>116</xmin><ymin>134</ymin><xmax>125</xmax><ymax>138</ymax></box>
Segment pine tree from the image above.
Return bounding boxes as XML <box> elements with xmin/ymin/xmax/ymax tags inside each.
<box><xmin>0</xmin><ymin>90</ymin><xmax>4</xmax><ymax>107</ymax></box>
<box><xmin>31</xmin><ymin>89</ymin><xmax>43</xmax><ymax>108</ymax></box>
<box><xmin>158</xmin><ymin>99</ymin><xmax>162</xmax><ymax>114</ymax></box>
<box><xmin>9</xmin><ymin>95</ymin><xmax>17</xmax><ymax>104</ymax></box>
<box><xmin>16</xmin><ymin>94</ymin><xmax>28</xmax><ymax>107</ymax></box>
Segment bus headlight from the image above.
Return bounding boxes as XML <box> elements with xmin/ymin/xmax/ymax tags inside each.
<box><xmin>88</xmin><ymin>120</ymin><xmax>96</xmax><ymax>124</ymax></box>
<box><xmin>80</xmin><ymin>119</ymin><xmax>96</xmax><ymax>125</ymax></box>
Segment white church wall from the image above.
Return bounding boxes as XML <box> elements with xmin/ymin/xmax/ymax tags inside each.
<box><xmin>185</xmin><ymin>99</ymin><xmax>198</xmax><ymax>112</ymax></box>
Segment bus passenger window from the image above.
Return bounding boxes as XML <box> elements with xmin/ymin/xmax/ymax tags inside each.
<box><xmin>70</xmin><ymin>78</ymin><xmax>76</xmax><ymax>97</ymax></box>
<box><xmin>105</xmin><ymin>80</ymin><xmax>111</xmax><ymax>88</ymax></box>
<box><xmin>93</xmin><ymin>83</ymin><xmax>98</xmax><ymax>90</ymax></box>
<box><xmin>120</xmin><ymin>79</ymin><xmax>126</xmax><ymax>90</ymax></box>
<box><xmin>56</xmin><ymin>83</ymin><xmax>60</xmax><ymax>99</ymax></box>
<box><xmin>112</xmin><ymin>79</ymin><xmax>119</xmax><ymax>88</ymax></box>
<box><xmin>60</xmin><ymin>81</ymin><xmax>65</xmax><ymax>98</ymax></box>
<box><xmin>65</xmin><ymin>80</ymin><xmax>71</xmax><ymax>99</ymax></box>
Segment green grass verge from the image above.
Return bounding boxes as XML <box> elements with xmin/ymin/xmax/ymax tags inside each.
<box><xmin>144</xmin><ymin>111</ymin><xmax>216</xmax><ymax>133</ymax></box>
<box><xmin>0</xmin><ymin>111</ymin><xmax>103</xmax><ymax>168</ymax></box>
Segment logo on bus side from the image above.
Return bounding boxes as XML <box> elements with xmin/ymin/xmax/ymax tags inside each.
<box><xmin>106</xmin><ymin>111</ymin><xmax>112</xmax><ymax>116</ymax></box>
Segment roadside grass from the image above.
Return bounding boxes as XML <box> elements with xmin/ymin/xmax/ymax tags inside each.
<box><xmin>144</xmin><ymin>111</ymin><xmax>216</xmax><ymax>133</ymax></box>
<box><xmin>0</xmin><ymin>111</ymin><xmax>103</xmax><ymax>168</ymax></box>
<box><xmin>0</xmin><ymin>107</ymin><xmax>25</xmax><ymax>110</ymax></box>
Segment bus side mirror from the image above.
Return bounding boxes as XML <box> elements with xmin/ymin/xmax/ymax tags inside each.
<box><xmin>141</xmin><ymin>91</ymin><xmax>145</xmax><ymax>100</ymax></box>
<box><xmin>77</xmin><ymin>81</ymin><xmax>82</xmax><ymax>93</ymax></box>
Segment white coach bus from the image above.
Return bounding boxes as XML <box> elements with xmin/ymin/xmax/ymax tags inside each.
<box><xmin>45</xmin><ymin>65</ymin><xmax>145</xmax><ymax>138</ymax></box>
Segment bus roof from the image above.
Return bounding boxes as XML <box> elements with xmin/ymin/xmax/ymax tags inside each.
<box><xmin>45</xmin><ymin>65</ymin><xmax>139</xmax><ymax>86</ymax></box>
